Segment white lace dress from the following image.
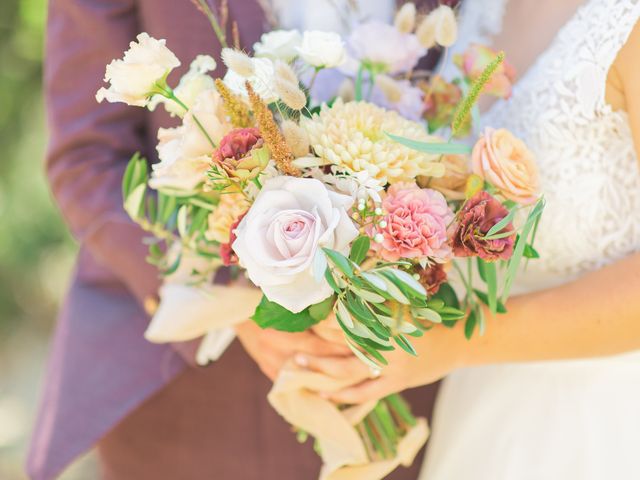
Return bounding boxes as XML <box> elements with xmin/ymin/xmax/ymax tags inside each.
<box><xmin>420</xmin><ymin>1</ymin><xmax>640</xmax><ymax>479</ymax></box>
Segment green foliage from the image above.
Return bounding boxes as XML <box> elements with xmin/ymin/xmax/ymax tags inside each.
<box><xmin>386</xmin><ymin>132</ymin><xmax>472</xmax><ymax>155</ymax></box>
<box><xmin>251</xmin><ymin>295</ymin><xmax>328</xmax><ymax>332</ymax></box>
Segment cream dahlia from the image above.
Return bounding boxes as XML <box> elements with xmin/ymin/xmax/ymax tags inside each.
<box><xmin>300</xmin><ymin>99</ymin><xmax>444</xmax><ymax>184</ymax></box>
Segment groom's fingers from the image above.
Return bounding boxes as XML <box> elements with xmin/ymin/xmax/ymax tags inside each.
<box><xmin>327</xmin><ymin>379</ymin><xmax>392</xmax><ymax>404</ymax></box>
<box><xmin>295</xmin><ymin>354</ymin><xmax>370</xmax><ymax>381</ymax></box>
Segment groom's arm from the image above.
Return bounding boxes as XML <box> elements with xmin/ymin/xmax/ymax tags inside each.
<box><xmin>45</xmin><ymin>0</ymin><xmax>162</xmax><ymax>308</ymax></box>
<box><xmin>42</xmin><ymin>0</ymin><xmax>218</xmax><ymax>366</ymax></box>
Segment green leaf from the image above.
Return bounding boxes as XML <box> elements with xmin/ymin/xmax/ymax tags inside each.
<box><xmin>523</xmin><ymin>244</ymin><xmax>540</xmax><ymax>259</ymax></box>
<box><xmin>473</xmin><ymin>289</ymin><xmax>507</xmax><ymax>313</ymax></box>
<box><xmin>485</xmin><ymin>206</ymin><xmax>517</xmax><ymax>238</ymax></box>
<box><xmin>122</xmin><ymin>152</ymin><xmax>141</xmax><ymax>199</ymax></box>
<box><xmin>476</xmin><ymin>257</ymin><xmax>487</xmax><ymax>283</ymax></box>
<box><xmin>124</xmin><ymin>184</ymin><xmax>147</xmax><ymax>220</ymax></box>
<box><xmin>464</xmin><ymin>310</ymin><xmax>477</xmax><ymax>339</ymax></box>
<box><xmin>386</xmin><ymin>132</ymin><xmax>472</xmax><ymax>155</ymax></box>
<box><xmin>349</xmin><ymin>236</ymin><xmax>371</xmax><ymax>265</ymax></box>
<box><xmin>482</xmin><ymin>261</ymin><xmax>498</xmax><ymax>314</ymax></box>
<box><xmin>323</xmin><ymin>248</ymin><xmax>354</xmax><ymax>278</ymax></box>
<box><xmin>324</xmin><ymin>268</ymin><xmax>342</xmax><ymax>295</ymax></box>
<box><xmin>350</xmin><ymin>286</ymin><xmax>386</xmax><ymax>304</ymax></box>
<box><xmin>394</xmin><ymin>335</ymin><xmax>417</xmax><ymax>356</ymax></box>
<box><xmin>158</xmin><ymin>193</ymin><xmax>177</xmax><ymax>225</ymax></box>
<box><xmin>309</xmin><ymin>295</ymin><xmax>335</xmax><ymax>322</ymax></box>
<box><xmin>431</xmin><ymin>283</ymin><xmax>460</xmax><ymax>310</ymax></box>
<box><xmin>252</xmin><ymin>296</ymin><xmax>322</xmax><ymax>332</ymax></box>
<box><xmin>501</xmin><ymin>198</ymin><xmax>545</xmax><ymax>302</ymax></box>
<box><xmin>412</xmin><ymin>307</ymin><xmax>442</xmax><ymax>323</ymax></box>
<box><xmin>336</xmin><ymin>299</ymin><xmax>354</xmax><ymax>328</ymax></box>
<box><xmin>381</xmin><ymin>269</ymin><xmax>427</xmax><ymax>298</ymax></box>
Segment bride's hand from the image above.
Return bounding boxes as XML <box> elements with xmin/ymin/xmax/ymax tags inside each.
<box><xmin>296</xmin><ymin>322</ymin><xmax>469</xmax><ymax>404</ymax></box>
<box><xmin>235</xmin><ymin>320</ymin><xmax>352</xmax><ymax>381</ymax></box>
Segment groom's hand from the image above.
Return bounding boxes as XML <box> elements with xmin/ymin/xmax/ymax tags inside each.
<box><xmin>235</xmin><ymin>320</ymin><xmax>352</xmax><ymax>381</ymax></box>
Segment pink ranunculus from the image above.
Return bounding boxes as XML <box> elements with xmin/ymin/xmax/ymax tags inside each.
<box><xmin>373</xmin><ymin>183</ymin><xmax>454</xmax><ymax>262</ymax></box>
<box><xmin>451</xmin><ymin>191</ymin><xmax>515</xmax><ymax>261</ymax></box>
<box><xmin>454</xmin><ymin>44</ymin><xmax>516</xmax><ymax>99</ymax></box>
<box><xmin>348</xmin><ymin>21</ymin><xmax>426</xmax><ymax>74</ymax></box>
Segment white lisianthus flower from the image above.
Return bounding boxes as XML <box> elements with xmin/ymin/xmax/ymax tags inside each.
<box><xmin>150</xmin><ymin>55</ymin><xmax>217</xmax><ymax>116</ymax></box>
<box><xmin>254</xmin><ymin>29</ymin><xmax>302</xmax><ymax>61</ymax></box>
<box><xmin>296</xmin><ymin>31</ymin><xmax>347</xmax><ymax>68</ymax></box>
<box><xmin>150</xmin><ymin>127</ymin><xmax>211</xmax><ymax>192</ymax></box>
<box><xmin>223</xmin><ymin>57</ymin><xmax>279</xmax><ymax>103</ymax></box>
<box><xmin>96</xmin><ymin>33</ymin><xmax>180</xmax><ymax>107</ymax></box>
<box><xmin>233</xmin><ymin>177</ymin><xmax>358</xmax><ymax>313</ymax></box>
<box><xmin>149</xmin><ymin>89</ymin><xmax>232</xmax><ymax>192</ymax></box>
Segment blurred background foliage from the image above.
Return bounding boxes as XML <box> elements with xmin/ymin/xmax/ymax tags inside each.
<box><xmin>0</xmin><ymin>0</ymin><xmax>86</xmax><ymax>477</ymax></box>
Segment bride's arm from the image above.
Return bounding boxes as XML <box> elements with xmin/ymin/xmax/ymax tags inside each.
<box><xmin>295</xmin><ymin>22</ymin><xmax>640</xmax><ymax>404</ymax></box>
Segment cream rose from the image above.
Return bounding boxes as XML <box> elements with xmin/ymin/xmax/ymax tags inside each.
<box><xmin>254</xmin><ymin>30</ymin><xmax>302</xmax><ymax>61</ymax></box>
<box><xmin>232</xmin><ymin>176</ymin><xmax>358</xmax><ymax>313</ymax></box>
<box><xmin>296</xmin><ymin>31</ymin><xmax>347</xmax><ymax>68</ymax></box>
<box><xmin>96</xmin><ymin>33</ymin><xmax>180</xmax><ymax>107</ymax></box>
<box><xmin>472</xmin><ymin>128</ymin><xmax>539</xmax><ymax>204</ymax></box>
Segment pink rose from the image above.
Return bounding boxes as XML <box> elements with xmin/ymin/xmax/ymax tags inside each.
<box><xmin>454</xmin><ymin>44</ymin><xmax>516</xmax><ymax>99</ymax></box>
<box><xmin>472</xmin><ymin>128</ymin><xmax>539</xmax><ymax>205</ymax></box>
<box><xmin>451</xmin><ymin>191</ymin><xmax>515</xmax><ymax>261</ymax></box>
<box><xmin>373</xmin><ymin>183</ymin><xmax>454</xmax><ymax>262</ymax></box>
<box><xmin>232</xmin><ymin>177</ymin><xmax>358</xmax><ymax>313</ymax></box>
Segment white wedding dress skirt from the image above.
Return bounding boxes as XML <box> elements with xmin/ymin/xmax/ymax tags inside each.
<box><xmin>420</xmin><ymin>0</ymin><xmax>640</xmax><ymax>478</ymax></box>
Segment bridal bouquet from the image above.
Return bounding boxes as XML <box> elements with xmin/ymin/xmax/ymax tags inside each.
<box><xmin>98</xmin><ymin>2</ymin><xmax>543</xmax><ymax>478</ymax></box>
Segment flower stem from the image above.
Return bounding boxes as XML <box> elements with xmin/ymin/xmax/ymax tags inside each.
<box><xmin>163</xmin><ymin>88</ymin><xmax>217</xmax><ymax>149</ymax></box>
<box><xmin>192</xmin><ymin>0</ymin><xmax>229</xmax><ymax>48</ymax></box>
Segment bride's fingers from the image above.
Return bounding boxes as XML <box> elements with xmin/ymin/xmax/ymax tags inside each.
<box><xmin>294</xmin><ymin>332</ymin><xmax>351</xmax><ymax>356</ymax></box>
<box><xmin>312</xmin><ymin>321</ymin><xmax>345</xmax><ymax>345</ymax></box>
<box><xmin>326</xmin><ymin>378</ymin><xmax>394</xmax><ymax>405</ymax></box>
<box><xmin>294</xmin><ymin>354</ymin><xmax>370</xmax><ymax>381</ymax></box>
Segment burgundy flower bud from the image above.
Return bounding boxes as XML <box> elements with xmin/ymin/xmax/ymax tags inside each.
<box><xmin>451</xmin><ymin>191</ymin><xmax>515</xmax><ymax>261</ymax></box>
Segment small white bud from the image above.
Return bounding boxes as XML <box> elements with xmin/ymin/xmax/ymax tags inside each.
<box><xmin>374</xmin><ymin>207</ymin><xmax>383</xmax><ymax>215</ymax></box>
<box><xmin>374</xmin><ymin>233</ymin><xmax>384</xmax><ymax>243</ymax></box>
<box><xmin>378</xmin><ymin>220</ymin><xmax>387</xmax><ymax>228</ymax></box>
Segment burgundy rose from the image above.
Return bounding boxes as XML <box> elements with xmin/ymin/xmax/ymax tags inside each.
<box><xmin>451</xmin><ymin>191</ymin><xmax>515</xmax><ymax>261</ymax></box>
<box><xmin>417</xmin><ymin>262</ymin><xmax>448</xmax><ymax>295</ymax></box>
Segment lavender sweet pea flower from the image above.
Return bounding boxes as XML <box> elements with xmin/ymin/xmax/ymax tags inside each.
<box><xmin>347</xmin><ymin>20</ymin><xmax>426</xmax><ymax>74</ymax></box>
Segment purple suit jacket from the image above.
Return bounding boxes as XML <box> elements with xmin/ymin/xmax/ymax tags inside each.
<box><xmin>28</xmin><ymin>1</ymin><xmax>266</xmax><ymax>478</ymax></box>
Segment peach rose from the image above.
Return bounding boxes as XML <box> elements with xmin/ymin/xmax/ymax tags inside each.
<box><xmin>472</xmin><ymin>128</ymin><xmax>539</xmax><ymax>205</ymax></box>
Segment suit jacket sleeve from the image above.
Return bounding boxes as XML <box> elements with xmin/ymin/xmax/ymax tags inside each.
<box><xmin>45</xmin><ymin>0</ymin><xmax>161</xmax><ymax>307</ymax></box>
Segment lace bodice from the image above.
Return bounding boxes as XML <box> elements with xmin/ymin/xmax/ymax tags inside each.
<box><xmin>450</xmin><ymin>0</ymin><xmax>640</xmax><ymax>292</ymax></box>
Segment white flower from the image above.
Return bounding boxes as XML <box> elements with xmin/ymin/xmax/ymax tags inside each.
<box><xmin>150</xmin><ymin>55</ymin><xmax>216</xmax><ymax>116</ymax></box>
<box><xmin>223</xmin><ymin>57</ymin><xmax>279</xmax><ymax>103</ymax></box>
<box><xmin>314</xmin><ymin>167</ymin><xmax>384</xmax><ymax>204</ymax></box>
<box><xmin>149</xmin><ymin>127</ymin><xmax>211</xmax><ymax>192</ymax></box>
<box><xmin>233</xmin><ymin>176</ymin><xmax>358</xmax><ymax>313</ymax></box>
<box><xmin>149</xmin><ymin>89</ymin><xmax>232</xmax><ymax>192</ymax></box>
<box><xmin>96</xmin><ymin>33</ymin><xmax>180</xmax><ymax>107</ymax></box>
<box><xmin>296</xmin><ymin>31</ymin><xmax>347</xmax><ymax>68</ymax></box>
<box><xmin>254</xmin><ymin>29</ymin><xmax>302</xmax><ymax>61</ymax></box>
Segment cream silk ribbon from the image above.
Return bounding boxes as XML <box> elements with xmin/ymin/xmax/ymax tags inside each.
<box><xmin>268</xmin><ymin>362</ymin><xmax>429</xmax><ymax>480</ymax></box>
<box><xmin>144</xmin><ymin>250</ymin><xmax>263</xmax><ymax>364</ymax></box>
